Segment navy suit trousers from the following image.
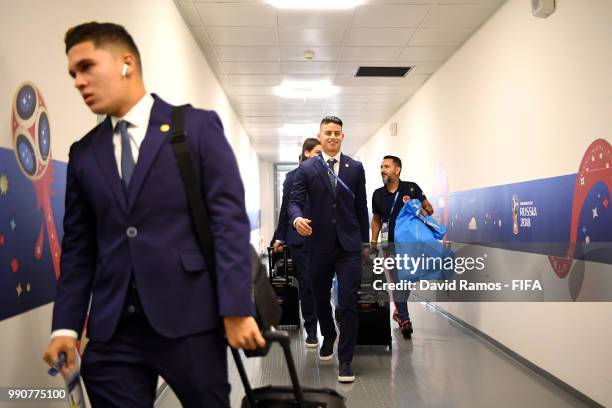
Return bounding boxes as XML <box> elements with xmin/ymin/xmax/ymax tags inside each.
<box><xmin>81</xmin><ymin>314</ymin><xmax>229</xmax><ymax>408</ymax></box>
<box><xmin>289</xmin><ymin>244</ymin><xmax>317</xmax><ymax>335</ymax></box>
<box><xmin>309</xmin><ymin>238</ymin><xmax>361</xmax><ymax>363</ymax></box>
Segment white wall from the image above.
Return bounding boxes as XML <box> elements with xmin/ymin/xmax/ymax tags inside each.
<box><xmin>259</xmin><ymin>159</ymin><xmax>276</xmax><ymax>254</ymax></box>
<box><xmin>0</xmin><ymin>0</ymin><xmax>267</xmax><ymax>398</ymax></box>
<box><xmin>357</xmin><ymin>0</ymin><xmax>612</xmax><ymax>405</ymax></box>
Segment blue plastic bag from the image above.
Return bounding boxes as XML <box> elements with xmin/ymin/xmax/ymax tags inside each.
<box><xmin>393</xmin><ymin>199</ymin><xmax>454</xmax><ymax>282</ymax></box>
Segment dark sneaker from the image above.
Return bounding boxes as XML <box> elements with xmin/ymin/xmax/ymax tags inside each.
<box><xmin>305</xmin><ymin>332</ymin><xmax>318</xmax><ymax>348</ymax></box>
<box><xmin>337</xmin><ymin>362</ymin><xmax>355</xmax><ymax>383</ymax></box>
<box><xmin>319</xmin><ymin>335</ymin><xmax>336</xmax><ymax>361</ymax></box>
<box><xmin>400</xmin><ymin>319</ymin><xmax>413</xmax><ymax>338</ymax></box>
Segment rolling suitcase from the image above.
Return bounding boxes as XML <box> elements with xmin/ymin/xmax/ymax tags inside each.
<box><xmin>356</xmin><ymin>260</ymin><xmax>392</xmax><ymax>348</ymax></box>
<box><xmin>356</xmin><ymin>293</ymin><xmax>392</xmax><ymax>348</ymax></box>
<box><xmin>269</xmin><ymin>246</ymin><xmax>300</xmax><ymax>328</ymax></box>
<box><xmin>232</xmin><ymin>330</ymin><xmax>346</xmax><ymax>408</ymax></box>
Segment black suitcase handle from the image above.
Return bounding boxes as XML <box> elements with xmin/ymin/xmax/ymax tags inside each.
<box><xmin>232</xmin><ymin>330</ymin><xmax>307</xmax><ymax>408</ymax></box>
<box><xmin>268</xmin><ymin>245</ymin><xmax>291</xmax><ymax>283</ymax></box>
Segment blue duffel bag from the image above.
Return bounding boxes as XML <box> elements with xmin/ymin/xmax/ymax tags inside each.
<box><xmin>393</xmin><ymin>199</ymin><xmax>454</xmax><ymax>282</ymax></box>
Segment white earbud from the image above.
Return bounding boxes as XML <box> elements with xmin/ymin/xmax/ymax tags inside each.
<box><xmin>121</xmin><ymin>64</ymin><xmax>128</xmax><ymax>77</ymax></box>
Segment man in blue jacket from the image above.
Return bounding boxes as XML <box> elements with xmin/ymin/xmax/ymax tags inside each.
<box><xmin>271</xmin><ymin>138</ymin><xmax>322</xmax><ymax>348</ymax></box>
<box><xmin>289</xmin><ymin>116</ymin><xmax>369</xmax><ymax>383</ymax></box>
<box><xmin>43</xmin><ymin>22</ymin><xmax>263</xmax><ymax>407</ymax></box>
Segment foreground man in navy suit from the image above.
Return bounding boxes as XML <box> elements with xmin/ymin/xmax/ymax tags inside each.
<box><xmin>43</xmin><ymin>22</ymin><xmax>264</xmax><ymax>407</ymax></box>
<box><xmin>289</xmin><ymin>116</ymin><xmax>369</xmax><ymax>383</ymax></box>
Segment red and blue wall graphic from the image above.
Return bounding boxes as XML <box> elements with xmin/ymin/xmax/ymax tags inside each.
<box><xmin>431</xmin><ymin>138</ymin><xmax>612</xmax><ymax>299</ymax></box>
<box><xmin>1</xmin><ymin>82</ymin><xmax>66</xmax><ymax>321</ymax></box>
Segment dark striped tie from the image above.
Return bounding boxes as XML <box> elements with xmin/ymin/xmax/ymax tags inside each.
<box><xmin>327</xmin><ymin>158</ymin><xmax>337</xmax><ymax>191</ymax></box>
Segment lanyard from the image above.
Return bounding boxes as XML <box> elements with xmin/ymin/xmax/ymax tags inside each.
<box><xmin>318</xmin><ymin>155</ymin><xmax>355</xmax><ymax>199</ymax></box>
<box><xmin>386</xmin><ymin>191</ymin><xmax>400</xmax><ymax>221</ymax></box>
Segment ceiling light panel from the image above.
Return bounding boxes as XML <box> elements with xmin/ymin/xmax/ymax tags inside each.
<box><xmin>267</xmin><ymin>0</ymin><xmax>363</xmax><ymax>10</ymax></box>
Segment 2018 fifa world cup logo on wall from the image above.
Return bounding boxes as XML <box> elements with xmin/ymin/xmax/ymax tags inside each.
<box><xmin>511</xmin><ymin>194</ymin><xmax>519</xmax><ymax>236</ymax></box>
<box><xmin>10</xmin><ymin>82</ymin><xmax>62</xmax><ymax>279</ymax></box>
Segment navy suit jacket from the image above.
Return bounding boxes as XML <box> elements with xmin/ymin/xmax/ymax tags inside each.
<box><xmin>288</xmin><ymin>154</ymin><xmax>369</xmax><ymax>253</ymax></box>
<box><xmin>272</xmin><ymin>169</ymin><xmax>304</xmax><ymax>247</ymax></box>
<box><xmin>52</xmin><ymin>95</ymin><xmax>255</xmax><ymax>342</ymax></box>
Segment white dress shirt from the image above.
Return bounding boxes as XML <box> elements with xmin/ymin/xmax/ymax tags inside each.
<box><xmin>51</xmin><ymin>93</ymin><xmax>154</xmax><ymax>340</ymax></box>
<box><xmin>321</xmin><ymin>151</ymin><xmax>341</xmax><ymax>175</ymax></box>
<box><xmin>111</xmin><ymin>93</ymin><xmax>154</xmax><ymax>176</ymax></box>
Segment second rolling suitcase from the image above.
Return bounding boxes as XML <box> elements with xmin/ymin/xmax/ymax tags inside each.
<box><xmin>356</xmin><ymin>258</ymin><xmax>392</xmax><ymax>348</ymax></box>
<box><xmin>270</xmin><ymin>246</ymin><xmax>300</xmax><ymax>328</ymax></box>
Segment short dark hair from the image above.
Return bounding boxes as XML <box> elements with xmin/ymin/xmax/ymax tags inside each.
<box><xmin>299</xmin><ymin>138</ymin><xmax>321</xmax><ymax>162</ymax></box>
<box><xmin>383</xmin><ymin>155</ymin><xmax>402</xmax><ymax>169</ymax></box>
<box><xmin>65</xmin><ymin>22</ymin><xmax>142</xmax><ymax>72</ymax></box>
<box><xmin>320</xmin><ymin>116</ymin><xmax>343</xmax><ymax>128</ymax></box>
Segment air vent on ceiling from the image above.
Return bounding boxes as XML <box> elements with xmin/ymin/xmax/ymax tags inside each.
<box><xmin>355</xmin><ymin>66</ymin><xmax>413</xmax><ymax>77</ymax></box>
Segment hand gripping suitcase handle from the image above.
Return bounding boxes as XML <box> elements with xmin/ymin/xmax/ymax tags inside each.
<box><xmin>232</xmin><ymin>329</ymin><xmax>307</xmax><ymax>408</ymax></box>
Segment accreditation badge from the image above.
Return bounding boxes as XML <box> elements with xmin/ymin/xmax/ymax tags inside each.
<box><xmin>381</xmin><ymin>221</ymin><xmax>390</xmax><ymax>243</ymax></box>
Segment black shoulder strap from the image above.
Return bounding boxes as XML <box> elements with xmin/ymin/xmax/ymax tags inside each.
<box><xmin>169</xmin><ymin>105</ymin><xmax>216</xmax><ymax>287</ymax></box>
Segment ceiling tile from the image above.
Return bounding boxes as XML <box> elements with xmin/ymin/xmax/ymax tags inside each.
<box><xmin>277</xmin><ymin>10</ymin><xmax>351</xmax><ymax>28</ymax></box>
<box><xmin>363</xmin><ymin>101</ymin><xmax>403</xmax><ymax>112</ymax></box>
<box><xmin>330</xmin><ymin>94</ymin><xmax>407</xmax><ymax>103</ymax></box>
<box><xmin>341</xmin><ymin>47</ymin><xmax>403</xmax><ymax>61</ymax></box>
<box><xmin>422</xmin><ymin>3</ymin><xmax>500</xmax><ymax>27</ymax></box>
<box><xmin>243</xmin><ymin>116</ymin><xmax>283</xmax><ymax>124</ymax></box>
<box><xmin>220</xmin><ymin>61</ymin><xmax>281</xmax><ymax>74</ymax></box>
<box><xmin>365</xmin><ymin>0</ymin><xmax>435</xmax><ymax>3</ymax></box>
<box><xmin>336</xmin><ymin>86</ymin><xmax>417</xmax><ymax>95</ymax></box>
<box><xmin>396</xmin><ymin>60</ymin><xmax>443</xmax><ymax>74</ymax></box>
<box><xmin>333</xmin><ymin>74</ymin><xmax>415</xmax><ymax>86</ymax></box>
<box><xmin>324</xmin><ymin>102</ymin><xmax>366</xmax><ymax>110</ymax></box>
<box><xmin>280</xmin><ymin>62</ymin><xmax>337</xmax><ymax>75</ymax></box>
<box><xmin>238</xmin><ymin>103</ymin><xmax>285</xmax><ymax>111</ymax></box>
<box><xmin>230</xmin><ymin>86</ymin><xmax>276</xmax><ymax>95</ymax></box>
<box><xmin>279</xmin><ymin>47</ymin><xmax>341</xmax><ymax>62</ymax></box>
<box><xmin>228</xmin><ymin>75</ymin><xmax>282</xmax><ymax>86</ymax></box>
<box><xmin>352</xmin><ymin>5</ymin><xmax>431</xmax><ymax>27</ymax></box>
<box><xmin>240</xmin><ymin>109</ymin><xmax>284</xmax><ymax>116</ymax></box>
<box><xmin>436</xmin><ymin>0</ymin><xmax>503</xmax><ymax>4</ymax></box>
<box><xmin>282</xmin><ymin>110</ymin><xmax>324</xmax><ymax>117</ymax></box>
<box><xmin>207</xmin><ymin>27</ymin><xmax>276</xmax><ymax>46</ymax></box>
<box><xmin>196</xmin><ymin>3</ymin><xmax>276</xmax><ymax>27</ymax></box>
<box><xmin>335</xmin><ymin>61</ymin><xmax>389</xmax><ymax>75</ymax></box>
<box><xmin>278</xmin><ymin>28</ymin><xmax>346</xmax><ymax>47</ymax></box>
<box><xmin>346</xmin><ymin>28</ymin><xmax>416</xmax><ymax>47</ymax></box>
<box><xmin>216</xmin><ymin>46</ymin><xmax>278</xmax><ymax>61</ymax></box>
<box><xmin>397</xmin><ymin>46</ymin><xmax>456</xmax><ymax>61</ymax></box>
<box><xmin>409</xmin><ymin>27</ymin><xmax>475</xmax><ymax>46</ymax></box>
<box><xmin>178</xmin><ymin>2</ymin><xmax>203</xmax><ymax>27</ymax></box>
<box><xmin>233</xmin><ymin>95</ymin><xmax>281</xmax><ymax>104</ymax></box>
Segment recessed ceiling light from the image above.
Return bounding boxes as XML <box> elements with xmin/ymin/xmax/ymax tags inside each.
<box><xmin>303</xmin><ymin>50</ymin><xmax>316</xmax><ymax>61</ymax></box>
<box><xmin>266</xmin><ymin>0</ymin><xmax>363</xmax><ymax>10</ymax></box>
<box><xmin>274</xmin><ymin>80</ymin><xmax>338</xmax><ymax>99</ymax></box>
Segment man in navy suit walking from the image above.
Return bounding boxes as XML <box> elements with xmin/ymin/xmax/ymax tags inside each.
<box><xmin>43</xmin><ymin>22</ymin><xmax>264</xmax><ymax>407</ymax></box>
<box><xmin>289</xmin><ymin>116</ymin><xmax>369</xmax><ymax>383</ymax></box>
<box><xmin>271</xmin><ymin>138</ymin><xmax>322</xmax><ymax>347</ymax></box>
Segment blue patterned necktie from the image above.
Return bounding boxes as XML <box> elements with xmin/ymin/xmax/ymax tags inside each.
<box><xmin>116</xmin><ymin>120</ymin><xmax>135</xmax><ymax>190</ymax></box>
<box><xmin>327</xmin><ymin>158</ymin><xmax>337</xmax><ymax>191</ymax></box>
